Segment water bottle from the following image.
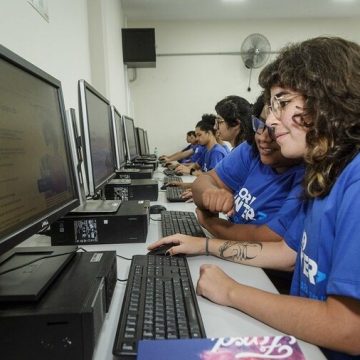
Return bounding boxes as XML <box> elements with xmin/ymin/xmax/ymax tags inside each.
<box><xmin>154</xmin><ymin>147</ymin><xmax>158</xmax><ymax>158</ymax></box>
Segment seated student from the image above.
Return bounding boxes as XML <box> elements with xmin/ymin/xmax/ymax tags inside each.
<box><xmin>191</xmin><ymin>94</ymin><xmax>303</xmax><ymax>243</ymax></box>
<box><xmin>159</xmin><ymin>130</ymin><xmax>197</xmax><ymax>164</ymax></box>
<box><xmin>214</xmin><ymin>95</ymin><xmax>252</xmax><ymax>148</ymax></box>
<box><xmin>176</xmin><ymin>114</ymin><xmax>229</xmax><ymax>177</ymax></box>
<box><xmin>149</xmin><ymin>37</ymin><xmax>360</xmax><ymax>359</ymax></box>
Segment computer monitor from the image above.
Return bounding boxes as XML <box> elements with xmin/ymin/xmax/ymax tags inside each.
<box><xmin>65</xmin><ymin>108</ymin><xmax>89</xmax><ymax>202</ymax></box>
<box><xmin>123</xmin><ymin>115</ymin><xmax>138</xmax><ymax>162</ymax></box>
<box><xmin>0</xmin><ymin>45</ymin><xmax>80</xmax><ymax>299</ymax></box>
<box><xmin>110</xmin><ymin>106</ymin><xmax>127</xmax><ymax>169</ymax></box>
<box><xmin>144</xmin><ymin>130</ymin><xmax>150</xmax><ymax>155</ymax></box>
<box><xmin>136</xmin><ymin>127</ymin><xmax>147</xmax><ymax>156</ymax></box>
<box><xmin>78</xmin><ymin>80</ymin><xmax>116</xmax><ymax>197</ymax></box>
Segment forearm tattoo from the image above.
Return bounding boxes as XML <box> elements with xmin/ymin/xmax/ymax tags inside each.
<box><xmin>218</xmin><ymin>241</ymin><xmax>263</xmax><ymax>262</ymax></box>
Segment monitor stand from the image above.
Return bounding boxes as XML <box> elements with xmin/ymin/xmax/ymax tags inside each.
<box><xmin>0</xmin><ymin>245</ymin><xmax>77</xmax><ymax>302</ymax></box>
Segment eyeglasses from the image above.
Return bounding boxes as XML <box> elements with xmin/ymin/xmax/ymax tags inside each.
<box><xmin>251</xmin><ymin>115</ymin><xmax>276</xmax><ymax>140</ymax></box>
<box><xmin>269</xmin><ymin>94</ymin><xmax>302</xmax><ymax>121</ymax></box>
<box><xmin>215</xmin><ymin>116</ymin><xmax>225</xmax><ymax>129</ymax></box>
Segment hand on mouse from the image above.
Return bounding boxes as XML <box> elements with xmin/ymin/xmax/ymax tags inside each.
<box><xmin>147</xmin><ymin>234</ymin><xmax>208</xmax><ymax>256</ymax></box>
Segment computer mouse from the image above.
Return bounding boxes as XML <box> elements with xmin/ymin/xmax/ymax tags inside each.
<box><xmin>149</xmin><ymin>205</ymin><xmax>167</xmax><ymax>214</ymax></box>
<box><xmin>147</xmin><ymin>243</ymin><xmax>178</xmax><ymax>256</ymax></box>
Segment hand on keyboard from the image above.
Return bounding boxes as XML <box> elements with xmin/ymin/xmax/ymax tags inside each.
<box><xmin>148</xmin><ymin>234</ymin><xmax>208</xmax><ymax>256</ymax></box>
<box><xmin>181</xmin><ymin>188</ymin><xmax>193</xmax><ymax>202</ymax></box>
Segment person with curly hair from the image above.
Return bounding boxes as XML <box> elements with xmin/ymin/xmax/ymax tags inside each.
<box><xmin>191</xmin><ymin>92</ymin><xmax>303</xmax><ymax>243</ymax></box>
<box><xmin>149</xmin><ymin>37</ymin><xmax>360</xmax><ymax>359</ymax></box>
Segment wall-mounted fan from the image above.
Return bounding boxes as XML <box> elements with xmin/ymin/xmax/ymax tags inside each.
<box><xmin>240</xmin><ymin>33</ymin><xmax>271</xmax><ymax>92</ymax></box>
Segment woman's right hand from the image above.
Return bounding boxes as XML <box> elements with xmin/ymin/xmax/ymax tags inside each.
<box><xmin>147</xmin><ymin>234</ymin><xmax>207</xmax><ymax>256</ymax></box>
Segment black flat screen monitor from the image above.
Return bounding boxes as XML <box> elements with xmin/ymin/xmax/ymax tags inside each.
<box><xmin>110</xmin><ymin>106</ymin><xmax>127</xmax><ymax>169</ymax></box>
<box><xmin>78</xmin><ymin>80</ymin><xmax>116</xmax><ymax>197</ymax></box>
<box><xmin>123</xmin><ymin>115</ymin><xmax>138</xmax><ymax>162</ymax></box>
<box><xmin>0</xmin><ymin>45</ymin><xmax>80</xmax><ymax>300</ymax></box>
<box><xmin>144</xmin><ymin>130</ymin><xmax>150</xmax><ymax>155</ymax></box>
<box><xmin>136</xmin><ymin>127</ymin><xmax>147</xmax><ymax>156</ymax></box>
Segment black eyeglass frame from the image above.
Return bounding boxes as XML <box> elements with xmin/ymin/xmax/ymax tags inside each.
<box><xmin>251</xmin><ymin>115</ymin><xmax>276</xmax><ymax>140</ymax></box>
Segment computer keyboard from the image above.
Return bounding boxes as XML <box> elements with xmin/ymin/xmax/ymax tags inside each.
<box><xmin>166</xmin><ymin>187</ymin><xmax>186</xmax><ymax>202</ymax></box>
<box><xmin>163</xmin><ymin>175</ymin><xmax>183</xmax><ymax>183</ymax></box>
<box><xmin>163</xmin><ymin>169</ymin><xmax>183</xmax><ymax>176</ymax></box>
<box><xmin>161</xmin><ymin>211</ymin><xmax>206</xmax><ymax>237</ymax></box>
<box><xmin>112</xmin><ymin>254</ymin><xmax>206</xmax><ymax>359</ymax></box>
<box><xmin>163</xmin><ymin>168</ymin><xmax>175</xmax><ymax>176</ymax></box>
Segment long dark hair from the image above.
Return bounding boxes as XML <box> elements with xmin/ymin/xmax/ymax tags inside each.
<box><xmin>259</xmin><ymin>37</ymin><xmax>360</xmax><ymax>198</ymax></box>
<box><xmin>215</xmin><ymin>95</ymin><xmax>252</xmax><ymax>146</ymax></box>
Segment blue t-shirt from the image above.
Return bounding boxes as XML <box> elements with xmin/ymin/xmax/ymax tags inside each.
<box><xmin>197</xmin><ymin>143</ymin><xmax>229</xmax><ymax>172</ymax></box>
<box><xmin>190</xmin><ymin>144</ymin><xmax>206</xmax><ymax>163</ymax></box>
<box><xmin>180</xmin><ymin>144</ymin><xmax>198</xmax><ymax>163</ymax></box>
<box><xmin>215</xmin><ymin>142</ymin><xmax>304</xmax><ymax>237</ymax></box>
<box><xmin>285</xmin><ymin>154</ymin><xmax>360</xmax><ymax>360</ymax></box>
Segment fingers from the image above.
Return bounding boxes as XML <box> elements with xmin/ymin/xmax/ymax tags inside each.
<box><xmin>202</xmin><ymin>189</ymin><xmax>234</xmax><ymax>213</ymax></box>
<box><xmin>147</xmin><ymin>235</ymin><xmax>180</xmax><ymax>250</ymax></box>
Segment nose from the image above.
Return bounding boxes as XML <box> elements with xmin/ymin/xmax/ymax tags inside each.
<box><xmin>257</xmin><ymin>128</ymin><xmax>273</xmax><ymax>142</ymax></box>
<box><xmin>266</xmin><ymin>109</ymin><xmax>280</xmax><ymax>128</ymax></box>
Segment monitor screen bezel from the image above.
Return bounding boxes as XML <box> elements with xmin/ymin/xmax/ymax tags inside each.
<box><xmin>122</xmin><ymin>115</ymin><xmax>138</xmax><ymax>162</ymax></box>
<box><xmin>110</xmin><ymin>105</ymin><xmax>127</xmax><ymax>170</ymax></box>
<box><xmin>0</xmin><ymin>45</ymin><xmax>80</xmax><ymax>257</ymax></box>
<box><xmin>144</xmin><ymin>130</ymin><xmax>150</xmax><ymax>155</ymax></box>
<box><xmin>78</xmin><ymin>79</ymin><xmax>116</xmax><ymax>197</ymax></box>
<box><xmin>136</xmin><ymin>127</ymin><xmax>147</xmax><ymax>156</ymax></box>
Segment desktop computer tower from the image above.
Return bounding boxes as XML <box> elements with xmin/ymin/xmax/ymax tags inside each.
<box><xmin>124</xmin><ymin>162</ymin><xmax>154</xmax><ymax>171</ymax></box>
<box><xmin>50</xmin><ymin>200</ymin><xmax>150</xmax><ymax>245</ymax></box>
<box><xmin>132</xmin><ymin>158</ymin><xmax>158</xmax><ymax>170</ymax></box>
<box><xmin>0</xmin><ymin>250</ymin><xmax>117</xmax><ymax>360</ymax></box>
<box><xmin>116</xmin><ymin>168</ymin><xmax>153</xmax><ymax>179</ymax></box>
<box><xmin>104</xmin><ymin>178</ymin><xmax>158</xmax><ymax>201</ymax></box>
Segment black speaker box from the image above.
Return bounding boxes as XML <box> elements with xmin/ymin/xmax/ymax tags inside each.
<box><xmin>122</xmin><ymin>28</ymin><xmax>156</xmax><ymax>68</ymax></box>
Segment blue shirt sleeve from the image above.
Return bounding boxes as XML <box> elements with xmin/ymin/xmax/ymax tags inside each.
<box><xmin>205</xmin><ymin>144</ymin><xmax>228</xmax><ymax>171</ymax></box>
<box><xmin>191</xmin><ymin>145</ymin><xmax>205</xmax><ymax>163</ymax></box>
<box><xmin>215</xmin><ymin>142</ymin><xmax>253</xmax><ymax>191</ymax></box>
<box><xmin>266</xmin><ymin>170</ymin><xmax>305</xmax><ymax>237</ymax></box>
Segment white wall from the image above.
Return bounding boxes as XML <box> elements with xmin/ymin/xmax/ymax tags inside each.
<box><xmin>128</xmin><ymin>18</ymin><xmax>360</xmax><ymax>155</ymax></box>
<box><xmin>1</xmin><ymin>4</ymin><xmax>359</xmax><ymax>157</ymax></box>
<box><xmin>0</xmin><ymin>0</ymin><xmax>128</xmax><ymax>118</ymax></box>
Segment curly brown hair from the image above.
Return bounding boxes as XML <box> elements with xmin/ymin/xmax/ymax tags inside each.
<box><xmin>259</xmin><ymin>36</ymin><xmax>360</xmax><ymax>198</ymax></box>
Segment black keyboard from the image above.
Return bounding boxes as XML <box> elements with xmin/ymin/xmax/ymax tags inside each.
<box><xmin>166</xmin><ymin>187</ymin><xmax>186</xmax><ymax>202</ymax></box>
<box><xmin>163</xmin><ymin>169</ymin><xmax>183</xmax><ymax>176</ymax></box>
<box><xmin>161</xmin><ymin>211</ymin><xmax>206</xmax><ymax>237</ymax></box>
<box><xmin>112</xmin><ymin>254</ymin><xmax>206</xmax><ymax>359</ymax></box>
<box><xmin>163</xmin><ymin>168</ymin><xmax>175</xmax><ymax>176</ymax></box>
<box><xmin>163</xmin><ymin>175</ymin><xmax>183</xmax><ymax>183</ymax></box>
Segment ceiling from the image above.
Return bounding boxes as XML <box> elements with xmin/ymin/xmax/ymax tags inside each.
<box><xmin>121</xmin><ymin>0</ymin><xmax>360</xmax><ymax>21</ymax></box>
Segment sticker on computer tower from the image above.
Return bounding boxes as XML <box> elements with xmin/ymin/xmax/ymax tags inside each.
<box><xmin>114</xmin><ymin>187</ymin><xmax>129</xmax><ymax>201</ymax></box>
<box><xmin>74</xmin><ymin>219</ymin><xmax>98</xmax><ymax>243</ymax></box>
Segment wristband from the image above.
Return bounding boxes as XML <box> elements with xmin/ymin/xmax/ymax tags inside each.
<box><xmin>205</xmin><ymin>237</ymin><xmax>209</xmax><ymax>256</ymax></box>
<box><xmin>190</xmin><ymin>168</ymin><xmax>195</xmax><ymax>175</ymax></box>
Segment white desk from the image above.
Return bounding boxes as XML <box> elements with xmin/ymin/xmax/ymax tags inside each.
<box><xmin>22</xmin><ymin>169</ymin><xmax>326</xmax><ymax>359</ymax></box>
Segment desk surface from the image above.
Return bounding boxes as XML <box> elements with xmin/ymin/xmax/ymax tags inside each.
<box><xmin>22</xmin><ymin>169</ymin><xmax>326</xmax><ymax>359</ymax></box>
